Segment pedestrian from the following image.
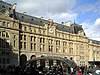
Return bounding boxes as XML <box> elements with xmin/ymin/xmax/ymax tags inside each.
<box><xmin>78</xmin><ymin>69</ymin><xmax>82</xmax><ymax>75</ymax></box>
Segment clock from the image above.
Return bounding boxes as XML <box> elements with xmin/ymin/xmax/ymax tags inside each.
<box><xmin>0</xmin><ymin>9</ymin><xmax>6</xmax><ymax>15</ymax></box>
<box><xmin>49</xmin><ymin>28</ymin><xmax>53</xmax><ymax>33</ymax></box>
<box><xmin>0</xmin><ymin>9</ymin><xmax>9</xmax><ymax>17</ymax></box>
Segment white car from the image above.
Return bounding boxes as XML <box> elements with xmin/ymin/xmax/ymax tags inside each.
<box><xmin>95</xmin><ymin>70</ymin><xmax>100</xmax><ymax>75</ymax></box>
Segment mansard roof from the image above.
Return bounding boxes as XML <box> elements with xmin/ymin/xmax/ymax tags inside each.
<box><xmin>0</xmin><ymin>1</ymin><xmax>85</xmax><ymax>34</ymax></box>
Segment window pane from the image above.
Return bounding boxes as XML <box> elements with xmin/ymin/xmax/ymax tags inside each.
<box><xmin>24</xmin><ymin>42</ymin><xmax>26</xmax><ymax>49</ymax></box>
<box><xmin>34</xmin><ymin>36</ymin><xmax>36</xmax><ymax>42</ymax></box>
<box><xmin>24</xmin><ymin>35</ymin><xmax>26</xmax><ymax>40</ymax></box>
<box><xmin>7</xmin><ymin>58</ymin><xmax>10</xmax><ymax>64</ymax></box>
<box><xmin>2</xmin><ymin>58</ymin><xmax>5</xmax><ymax>64</ymax></box>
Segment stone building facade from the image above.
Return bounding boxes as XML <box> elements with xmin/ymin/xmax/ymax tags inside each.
<box><xmin>0</xmin><ymin>1</ymin><xmax>100</xmax><ymax>67</ymax></box>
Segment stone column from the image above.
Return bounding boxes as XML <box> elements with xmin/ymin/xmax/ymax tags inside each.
<box><xmin>36</xmin><ymin>35</ymin><xmax>40</xmax><ymax>52</ymax></box>
<box><xmin>27</xmin><ymin>34</ymin><xmax>31</xmax><ymax>51</ymax></box>
<box><xmin>45</xmin><ymin>37</ymin><xmax>49</xmax><ymax>56</ymax></box>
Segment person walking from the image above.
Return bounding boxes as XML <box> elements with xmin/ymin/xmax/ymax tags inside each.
<box><xmin>78</xmin><ymin>70</ymin><xmax>82</xmax><ymax>75</ymax></box>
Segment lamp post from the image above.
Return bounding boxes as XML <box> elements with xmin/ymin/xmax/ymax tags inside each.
<box><xmin>93</xmin><ymin>58</ymin><xmax>95</xmax><ymax>67</ymax></box>
<box><xmin>93</xmin><ymin>51</ymin><xmax>95</xmax><ymax>67</ymax></box>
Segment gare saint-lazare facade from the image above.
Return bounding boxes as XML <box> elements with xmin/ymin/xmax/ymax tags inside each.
<box><xmin>0</xmin><ymin>1</ymin><xmax>100</xmax><ymax>67</ymax></box>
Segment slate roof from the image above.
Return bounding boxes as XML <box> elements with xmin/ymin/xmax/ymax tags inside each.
<box><xmin>15</xmin><ymin>12</ymin><xmax>47</xmax><ymax>26</ymax></box>
<box><xmin>92</xmin><ymin>40</ymin><xmax>100</xmax><ymax>45</ymax></box>
<box><xmin>0</xmin><ymin>1</ymin><xmax>85</xmax><ymax>35</ymax></box>
<box><xmin>1</xmin><ymin>1</ymin><xmax>100</xmax><ymax>44</ymax></box>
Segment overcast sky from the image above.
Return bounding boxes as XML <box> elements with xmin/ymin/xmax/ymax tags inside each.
<box><xmin>3</xmin><ymin>0</ymin><xmax>100</xmax><ymax>41</ymax></box>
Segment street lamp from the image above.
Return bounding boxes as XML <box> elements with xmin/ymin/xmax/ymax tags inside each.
<box><xmin>93</xmin><ymin>51</ymin><xmax>95</xmax><ymax>67</ymax></box>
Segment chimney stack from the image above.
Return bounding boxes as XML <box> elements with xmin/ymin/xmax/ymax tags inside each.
<box><xmin>12</xmin><ymin>3</ymin><xmax>17</xmax><ymax>10</ymax></box>
<box><xmin>65</xmin><ymin>21</ymin><xmax>71</xmax><ymax>27</ymax></box>
<box><xmin>48</xmin><ymin>19</ymin><xmax>53</xmax><ymax>22</ymax></box>
<box><xmin>23</xmin><ymin>12</ymin><xmax>26</xmax><ymax>14</ymax></box>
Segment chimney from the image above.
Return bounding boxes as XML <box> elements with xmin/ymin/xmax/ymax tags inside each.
<box><xmin>12</xmin><ymin>3</ymin><xmax>17</xmax><ymax>10</ymax></box>
<box><xmin>48</xmin><ymin>19</ymin><xmax>53</xmax><ymax>25</ymax></box>
<box><xmin>65</xmin><ymin>21</ymin><xmax>71</xmax><ymax>27</ymax></box>
<box><xmin>23</xmin><ymin>12</ymin><xmax>26</xmax><ymax>14</ymax></box>
<box><xmin>48</xmin><ymin>19</ymin><xmax>53</xmax><ymax>22</ymax></box>
<box><xmin>40</xmin><ymin>17</ymin><xmax>43</xmax><ymax>19</ymax></box>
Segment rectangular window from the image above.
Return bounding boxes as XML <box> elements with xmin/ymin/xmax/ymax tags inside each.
<box><xmin>31</xmin><ymin>43</ymin><xmax>33</xmax><ymax>49</ymax></box>
<box><xmin>7</xmin><ymin>22</ymin><xmax>10</xmax><ymax>27</ymax></box>
<box><xmin>6</xmin><ymin>42</ymin><xmax>9</xmax><ymax>48</ymax></box>
<box><xmin>24</xmin><ymin>42</ymin><xmax>26</xmax><ymax>49</ymax></box>
<box><xmin>43</xmin><ymin>38</ymin><xmax>45</xmax><ymax>43</ymax></box>
<box><xmin>14</xmin><ymin>40</ymin><xmax>15</xmax><ymax>47</ymax></box>
<box><xmin>39</xmin><ymin>29</ymin><xmax>41</xmax><ymax>34</ymax></box>
<box><xmin>6</xmin><ymin>33</ymin><xmax>9</xmax><ymax>38</ymax></box>
<box><xmin>6</xmin><ymin>51</ymin><xmax>9</xmax><ymax>55</ymax></box>
<box><xmin>69</xmin><ymin>48</ymin><xmax>71</xmax><ymax>54</ymax></box>
<box><xmin>40</xmin><ymin>44</ymin><xmax>42</xmax><ymax>51</ymax></box>
<box><xmin>20</xmin><ymin>42</ymin><xmax>22</xmax><ymax>49</ymax></box>
<box><xmin>34</xmin><ymin>36</ymin><xmax>36</xmax><ymax>42</ymax></box>
<box><xmin>43</xmin><ymin>45</ymin><xmax>45</xmax><ymax>51</ymax></box>
<box><xmin>2</xmin><ymin>40</ymin><xmax>5</xmax><ymax>48</ymax></box>
<box><xmin>0</xmin><ymin>58</ymin><xmax>1</xmax><ymax>64</ymax></box>
<box><xmin>40</xmin><ymin>38</ymin><xmax>42</xmax><ymax>43</ymax></box>
<box><xmin>24</xmin><ymin>35</ymin><xmax>26</xmax><ymax>41</ymax></box>
<box><xmin>20</xmin><ymin>35</ymin><xmax>23</xmax><ymax>40</ymax></box>
<box><xmin>51</xmin><ymin>46</ymin><xmax>53</xmax><ymax>52</ymax></box>
<box><xmin>56</xmin><ymin>47</ymin><xmax>59</xmax><ymax>52</ymax></box>
<box><xmin>3</xmin><ymin>22</ymin><xmax>6</xmax><ymax>26</ymax></box>
<box><xmin>31</xmin><ymin>36</ymin><xmax>33</xmax><ymax>41</ymax></box>
<box><xmin>49</xmin><ymin>45</ymin><xmax>51</xmax><ymax>52</ymax></box>
<box><xmin>0</xmin><ymin>21</ymin><xmax>2</xmax><ymax>25</ymax></box>
<box><xmin>20</xmin><ymin>25</ymin><xmax>22</xmax><ymax>30</ymax></box>
<box><xmin>0</xmin><ymin>32</ymin><xmax>1</xmax><ymax>36</ymax></box>
<box><xmin>2</xmin><ymin>31</ymin><xmax>5</xmax><ymax>37</ymax></box>
<box><xmin>34</xmin><ymin>28</ymin><xmax>36</xmax><ymax>33</ymax></box>
<box><xmin>14</xmin><ymin>35</ymin><xmax>16</xmax><ymax>39</ymax></box>
<box><xmin>56</xmin><ymin>41</ymin><xmax>57</xmax><ymax>45</ymax></box>
<box><xmin>2</xmin><ymin>51</ymin><xmax>5</xmax><ymax>55</ymax></box>
<box><xmin>59</xmin><ymin>41</ymin><xmax>60</xmax><ymax>45</ymax></box>
<box><xmin>34</xmin><ymin>43</ymin><xmax>36</xmax><ymax>50</ymax></box>
<box><xmin>2</xmin><ymin>58</ymin><xmax>5</xmax><ymax>64</ymax></box>
<box><xmin>25</xmin><ymin>27</ymin><xmax>27</xmax><ymax>31</ymax></box>
<box><xmin>63</xmin><ymin>48</ymin><xmax>65</xmax><ymax>53</ymax></box>
<box><xmin>49</xmin><ymin>45</ymin><xmax>53</xmax><ymax>52</ymax></box>
<box><xmin>49</xmin><ymin>39</ymin><xmax>51</xmax><ymax>44</ymax></box>
<box><xmin>51</xmin><ymin>39</ymin><xmax>53</xmax><ymax>44</ymax></box>
<box><xmin>30</xmin><ymin>27</ymin><xmax>32</xmax><ymax>32</ymax></box>
<box><xmin>0</xmin><ymin>39</ymin><xmax>2</xmax><ymax>48</ymax></box>
<box><xmin>7</xmin><ymin>58</ymin><xmax>10</xmax><ymax>64</ymax></box>
<box><xmin>43</xmin><ymin>30</ymin><xmax>45</xmax><ymax>34</ymax></box>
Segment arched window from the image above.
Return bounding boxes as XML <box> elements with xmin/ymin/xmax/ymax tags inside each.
<box><xmin>20</xmin><ymin>54</ymin><xmax>27</xmax><ymax>66</ymax></box>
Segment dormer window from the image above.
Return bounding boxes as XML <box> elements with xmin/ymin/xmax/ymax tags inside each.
<box><xmin>3</xmin><ymin>22</ymin><xmax>6</xmax><ymax>26</ymax></box>
<box><xmin>22</xmin><ymin>16</ymin><xmax>24</xmax><ymax>18</ymax></box>
<box><xmin>2</xmin><ymin>6</ymin><xmax>5</xmax><ymax>8</ymax></box>
<box><xmin>24</xmin><ymin>27</ymin><xmax>27</xmax><ymax>31</ymax></box>
<box><xmin>40</xmin><ymin>21</ymin><xmax>42</xmax><ymax>23</ymax></box>
<box><xmin>32</xmin><ymin>18</ymin><xmax>34</xmax><ymax>20</ymax></box>
<box><xmin>9</xmin><ymin>8</ymin><xmax>11</xmax><ymax>10</ymax></box>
